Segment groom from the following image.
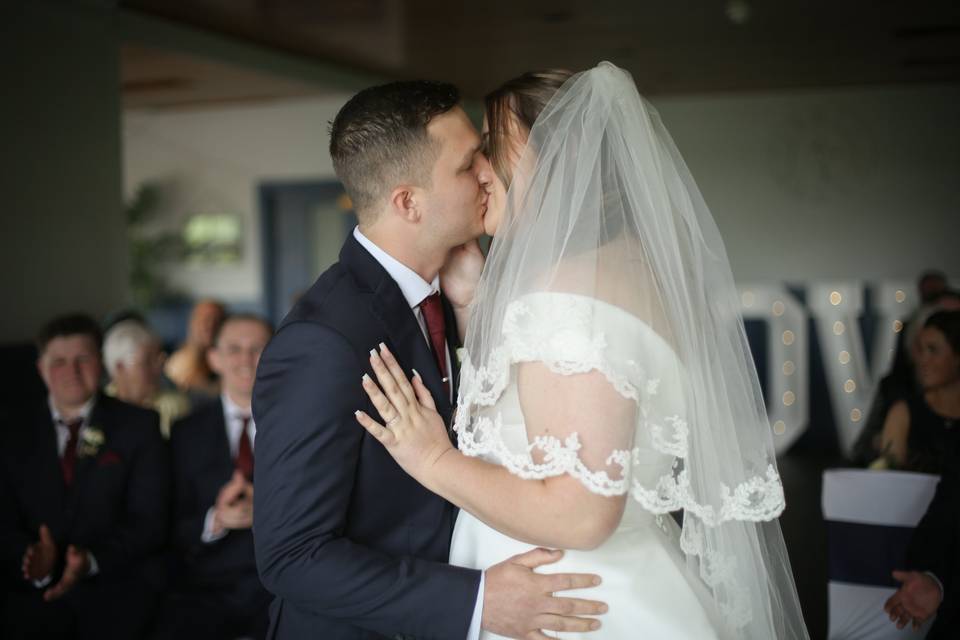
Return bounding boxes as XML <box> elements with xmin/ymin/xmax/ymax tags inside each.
<box><xmin>252</xmin><ymin>81</ymin><xmax>604</xmax><ymax>639</ymax></box>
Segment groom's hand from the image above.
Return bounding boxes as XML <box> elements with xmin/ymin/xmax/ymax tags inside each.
<box><xmin>482</xmin><ymin>547</ymin><xmax>606</xmax><ymax>639</ymax></box>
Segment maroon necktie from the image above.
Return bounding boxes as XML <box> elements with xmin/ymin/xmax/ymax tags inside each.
<box><xmin>419</xmin><ymin>292</ymin><xmax>449</xmax><ymax>398</ymax></box>
<box><xmin>59</xmin><ymin>418</ymin><xmax>82</xmax><ymax>487</ymax></box>
<box><xmin>235</xmin><ymin>416</ymin><xmax>254</xmax><ymax>482</ymax></box>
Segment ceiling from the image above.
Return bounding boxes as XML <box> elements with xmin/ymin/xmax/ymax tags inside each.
<box><xmin>119</xmin><ymin>0</ymin><xmax>960</xmax><ymax>109</ymax></box>
<box><xmin>121</xmin><ymin>43</ymin><xmax>326</xmax><ymax>109</ymax></box>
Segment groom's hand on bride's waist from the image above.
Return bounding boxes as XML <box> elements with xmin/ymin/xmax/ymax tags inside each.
<box><xmin>482</xmin><ymin>547</ymin><xmax>607</xmax><ymax>638</ymax></box>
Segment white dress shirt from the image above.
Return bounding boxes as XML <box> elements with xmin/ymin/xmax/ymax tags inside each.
<box><xmin>354</xmin><ymin>227</ymin><xmax>483</xmax><ymax>639</ymax></box>
<box><xmin>40</xmin><ymin>395</ymin><xmax>100</xmax><ymax>586</ymax></box>
<box><xmin>49</xmin><ymin>395</ymin><xmax>95</xmax><ymax>457</ymax></box>
<box><xmin>201</xmin><ymin>394</ymin><xmax>256</xmax><ymax>544</ymax></box>
<box><xmin>220</xmin><ymin>393</ymin><xmax>256</xmax><ymax>458</ymax></box>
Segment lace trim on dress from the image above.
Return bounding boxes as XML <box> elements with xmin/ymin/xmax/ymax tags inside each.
<box><xmin>454</xmin><ymin>294</ymin><xmax>786</xmax><ymax>629</ymax></box>
<box><xmin>455</xmin><ymin>295</ymin><xmax>785</xmax><ymax>525</ymax></box>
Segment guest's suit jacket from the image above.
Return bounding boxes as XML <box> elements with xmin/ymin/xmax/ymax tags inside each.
<box><xmin>170</xmin><ymin>400</ymin><xmax>266</xmax><ymax>604</ymax></box>
<box><xmin>907</xmin><ymin>441</ymin><xmax>960</xmax><ymax>638</ymax></box>
<box><xmin>253</xmin><ymin>234</ymin><xmax>481</xmax><ymax>640</ymax></box>
<box><xmin>0</xmin><ymin>392</ymin><xmax>169</xmax><ymax>594</ymax></box>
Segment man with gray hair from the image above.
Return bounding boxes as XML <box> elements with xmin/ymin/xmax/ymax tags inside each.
<box><xmin>103</xmin><ymin>319</ymin><xmax>189</xmax><ymax>437</ymax></box>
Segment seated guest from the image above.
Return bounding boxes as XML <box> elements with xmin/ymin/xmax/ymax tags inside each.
<box><xmin>874</xmin><ymin>310</ymin><xmax>960</xmax><ymax>472</ymax></box>
<box><xmin>885</xmin><ymin>288</ymin><xmax>960</xmax><ymax>416</ymax></box>
<box><xmin>893</xmin><ymin>289</ymin><xmax>960</xmax><ymax>400</ymax></box>
<box><xmin>103</xmin><ymin>319</ymin><xmax>190</xmax><ymax>438</ymax></box>
<box><xmin>164</xmin><ymin>299</ymin><xmax>225</xmax><ymax>399</ymax></box>
<box><xmin>852</xmin><ymin>276</ymin><xmax>958</xmax><ymax>465</ymax></box>
<box><xmin>154</xmin><ymin>314</ymin><xmax>273</xmax><ymax>640</ymax></box>
<box><xmin>884</xmin><ymin>443</ymin><xmax>960</xmax><ymax>637</ymax></box>
<box><xmin>0</xmin><ymin>313</ymin><xmax>169</xmax><ymax>639</ymax></box>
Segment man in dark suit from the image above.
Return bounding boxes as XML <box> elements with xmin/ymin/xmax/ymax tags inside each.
<box><xmin>253</xmin><ymin>81</ymin><xmax>604</xmax><ymax>640</ymax></box>
<box><xmin>884</xmin><ymin>438</ymin><xmax>959</xmax><ymax>637</ymax></box>
<box><xmin>0</xmin><ymin>313</ymin><xmax>169</xmax><ymax>639</ymax></box>
<box><xmin>154</xmin><ymin>313</ymin><xmax>273</xmax><ymax>640</ymax></box>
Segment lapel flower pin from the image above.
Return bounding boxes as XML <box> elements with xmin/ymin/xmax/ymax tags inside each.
<box><xmin>78</xmin><ymin>426</ymin><xmax>105</xmax><ymax>458</ymax></box>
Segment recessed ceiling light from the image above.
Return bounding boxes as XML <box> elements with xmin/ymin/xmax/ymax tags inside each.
<box><xmin>726</xmin><ymin>0</ymin><xmax>751</xmax><ymax>26</ymax></box>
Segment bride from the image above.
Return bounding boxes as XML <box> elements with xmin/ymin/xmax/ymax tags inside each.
<box><xmin>355</xmin><ymin>62</ymin><xmax>809</xmax><ymax>639</ymax></box>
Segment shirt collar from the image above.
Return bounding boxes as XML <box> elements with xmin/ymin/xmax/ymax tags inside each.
<box><xmin>220</xmin><ymin>393</ymin><xmax>251</xmax><ymax>423</ymax></box>
<box><xmin>353</xmin><ymin>226</ymin><xmax>439</xmax><ymax>309</ymax></box>
<box><xmin>48</xmin><ymin>394</ymin><xmax>96</xmax><ymax>425</ymax></box>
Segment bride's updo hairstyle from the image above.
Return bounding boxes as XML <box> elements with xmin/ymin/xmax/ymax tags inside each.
<box><xmin>483</xmin><ymin>69</ymin><xmax>572</xmax><ymax>188</ymax></box>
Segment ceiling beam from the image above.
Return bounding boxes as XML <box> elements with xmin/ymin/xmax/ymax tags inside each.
<box><xmin>117</xmin><ymin>7</ymin><xmax>386</xmax><ymax>94</ymax></box>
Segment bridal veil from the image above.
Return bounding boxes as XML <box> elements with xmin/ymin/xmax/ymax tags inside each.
<box><xmin>454</xmin><ymin>62</ymin><xmax>809</xmax><ymax>639</ymax></box>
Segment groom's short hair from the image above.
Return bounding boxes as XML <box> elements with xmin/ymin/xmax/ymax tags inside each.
<box><xmin>329</xmin><ymin>80</ymin><xmax>460</xmax><ymax>223</ymax></box>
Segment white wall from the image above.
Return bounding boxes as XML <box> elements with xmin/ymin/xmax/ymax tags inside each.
<box><xmin>656</xmin><ymin>85</ymin><xmax>960</xmax><ymax>282</ymax></box>
<box><xmin>1</xmin><ymin>1</ymin><xmax>128</xmax><ymax>343</ymax></box>
<box><xmin>122</xmin><ymin>83</ymin><xmax>960</xmax><ymax>307</ymax></box>
<box><xmin>123</xmin><ymin>95</ymin><xmax>351</xmax><ymax>303</ymax></box>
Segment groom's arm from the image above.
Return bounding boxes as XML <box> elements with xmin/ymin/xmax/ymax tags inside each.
<box><xmin>252</xmin><ymin>321</ymin><xmax>481</xmax><ymax>639</ymax></box>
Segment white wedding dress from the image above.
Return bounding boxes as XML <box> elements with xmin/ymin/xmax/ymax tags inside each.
<box><xmin>450</xmin><ymin>292</ymin><xmax>721</xmax><ymax>639</ymax></box>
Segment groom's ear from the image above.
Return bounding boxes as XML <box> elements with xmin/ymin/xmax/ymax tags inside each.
<box><xmin>388</xmin><ymin>185</ymin><xmax>421</xmax><ymax>224</ymax></box>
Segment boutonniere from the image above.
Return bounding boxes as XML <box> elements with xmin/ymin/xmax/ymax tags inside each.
<box><xmin>455</xmin><ymin>347</ymin><xmax>467</xmax><ymax>365</ymax></box>
<box><xmin>77</xmin><ymin>426</ymin><xmax>105</xmax><ymax>458</ymax></box>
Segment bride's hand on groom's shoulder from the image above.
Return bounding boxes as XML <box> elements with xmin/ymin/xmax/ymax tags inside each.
<box><xmin>441</xmin><ymin>239</ymin><xmax>485</xmax><ymax>310</ymax></box>
<box><xmin>483</xmin><ymin>547</ymin><xmax>607</xmax><ymax>639</ymax></box>
<box><xmin>355</xmin><ymin>344</ymin><xmax>454</xmax><ymax>486</ymax></box>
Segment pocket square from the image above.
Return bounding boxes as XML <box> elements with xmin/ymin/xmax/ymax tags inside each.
<box><xmin>96</xmin><ymin>451</ymin><xmax>122</xmax><ymax>467</ymax></box>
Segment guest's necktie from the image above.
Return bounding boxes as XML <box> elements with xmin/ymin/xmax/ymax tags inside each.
<box><xmin>419</xmin><ymin>292</ymin><xmax>449</xmax><ymax>398</ymax></box>
<box><xmin>59</xmin><ymin>418</ymin><xmax>83</xmax><ymax>487</ymax></box>
<box><xmin>235</xmin><ymin>415</ymin><xmax>254</xmax><ymax>482</ymax></box>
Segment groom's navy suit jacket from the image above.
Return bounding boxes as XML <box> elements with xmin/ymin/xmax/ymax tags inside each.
<box><xmin>252</xmin><ymin>234</ymin><xmax>481</xmax><ymax>640</ymax></box>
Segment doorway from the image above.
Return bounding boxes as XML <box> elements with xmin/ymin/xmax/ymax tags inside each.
<box><xmin>259</xmin><ymin>180</ymin><xmax>357</xmax><ymax>325</ymax></box>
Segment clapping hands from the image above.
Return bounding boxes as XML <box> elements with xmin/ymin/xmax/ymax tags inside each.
<box><xmin>213</xmin><ymin>470</ymin><xmax>255</xmax><ymax>532</ymax></box>
<box><xmin>21</xmin><ymin>524</ymin><xmax>91</xmax><ymax>601</ymax></box>
<box><xmin>43</xmin><ymin>545</ymin><xmax>90</xmax><ymax>602</ymax></box>
<box><xmin>21</xmin><ymin>524</ymin><xmax>57</xmax><ymax>582</ymax></box>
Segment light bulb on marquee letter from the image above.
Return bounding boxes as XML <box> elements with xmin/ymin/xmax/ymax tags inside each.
<box><xmin>809</xmin><ymin>282</ymin><xmax>873</xmax><ymax>456</ymax></box>
<box><xmin>871</xmin><ymin>282</ymin><xmax>913</xmax><ymax>378</ymax></box>
<box><xmin>739</xmin><ymin>285</ymin><xmax>809</xmax><ymax>455</ymax></box>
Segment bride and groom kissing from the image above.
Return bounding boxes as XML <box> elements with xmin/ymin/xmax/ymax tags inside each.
<box><xmin>251</xmin><ymin>64</ymin><xmax>808</xmax><ymax>639</ymax></box>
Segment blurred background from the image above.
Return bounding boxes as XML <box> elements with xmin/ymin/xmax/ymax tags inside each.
<box><xmin>2</xmin><ymin>1</ymin><xmax>959</xmax><ymax>638</ymax></box>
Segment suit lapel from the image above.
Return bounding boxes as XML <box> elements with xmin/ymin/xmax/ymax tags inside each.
<box><xmin>210</xmin><ymin>403</ymin><xmax>235</xmax><ymax>479</ymax></box>
<box><xmin>68</xmin><ymin>395</ymin><xmax>107</xmax><ymax>512</ymax></box>
<box><xmin>368</xmin><ymin>279</ymin><xmax>454</xmax><ymax>421</ymax></box>
<box><xmin>440</xmin><ymin>293</ymin><xmax>462</xmax><ymax>397</ymax></box>
<box><xmin>28</xmin><ymin>403</ymin><xmax>66</xmax><ymax>533</ymax></box>
<box><xmin>341</xmin><ymin>235</ymin><xmax>455</xmax><ymax>423</ymax></box>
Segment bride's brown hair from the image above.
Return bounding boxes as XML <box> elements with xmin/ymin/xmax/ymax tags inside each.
<box><xmin>483</xmin><ymin>69</ymin><xmax>573</xmax><ymax>188</ymax></box>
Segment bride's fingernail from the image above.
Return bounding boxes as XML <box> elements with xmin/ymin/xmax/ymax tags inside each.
<box><xmin>378</xmin><ymin>342</ymin><xmax>388</xmax><ymax>353</ymax></box>
<box><xmin>354</xmin><ymin>410</ymin><xmax>362</xmax><ymax>417</ymax></box>
<box><xmin>591</xmin><ymin>620</ymin><xmax>601</xmax><ymax>630</ymax></box>
<box><xmin>412</xmin><ymin>368</ymin><xmax>420</xmax><ymax>379</ymax></box>
<box><xmin>599</xmin><ymin>604</ymin><xmax>609</xmax><ymax>613</ymax></box>
<box><xmin>592</xmin><ymin>576</ymin><xmax>602</xmax><ymax>585</ymax></box>
<box><xmin>362</xmin><ymin>374</ymin><xmax>371</xmax><ymax>383</ymax></box>
<box><xmin>369</xmin><ymin>349</ymin><xmax>377</xmax><ymax>358</ymax></box>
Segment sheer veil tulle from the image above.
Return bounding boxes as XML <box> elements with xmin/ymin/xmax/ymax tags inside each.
<box><xmin>454</xmin><ymin>62</ymin><xmax>809</xmax><ymax>638</ymax></box>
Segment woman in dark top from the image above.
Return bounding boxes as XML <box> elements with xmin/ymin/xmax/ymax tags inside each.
<box><xmin>878</xmin><ymin>310</ymin><xmax>960</xmax><ymax>473</ymax></box>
